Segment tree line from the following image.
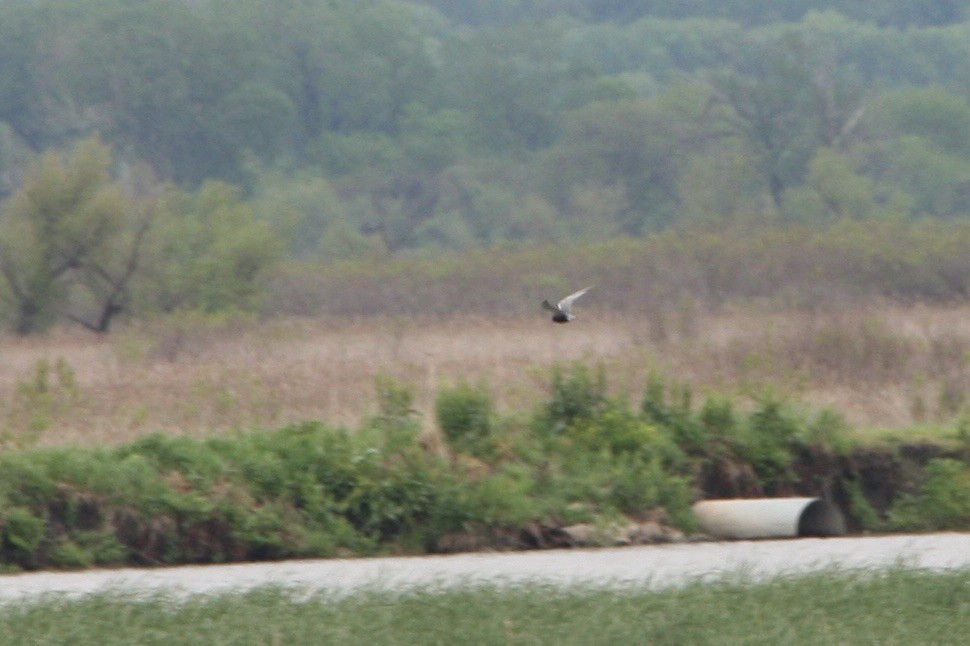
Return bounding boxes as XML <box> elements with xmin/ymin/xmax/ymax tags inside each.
<box><xmin>2</xmin><ymin>0</ymin><xmax>970</xmax><ymax>331</ymax></box>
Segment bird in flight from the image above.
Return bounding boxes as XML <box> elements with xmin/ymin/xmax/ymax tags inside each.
<box><xmin>542</xmin><ymin>286</ymin><xmax>592</xmax><ymax>323</ymax></box>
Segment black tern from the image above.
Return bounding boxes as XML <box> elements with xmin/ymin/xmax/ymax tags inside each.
<box><xmin>542</xmin><ymin>286</ymin><xmax>592</xmax><ymax>323</ymax></box>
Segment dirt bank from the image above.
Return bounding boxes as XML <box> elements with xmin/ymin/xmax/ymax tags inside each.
<box><xmin>700</xmin><ymin>443</ymin><xmax>963</xmax><ymax>532</ymax></box>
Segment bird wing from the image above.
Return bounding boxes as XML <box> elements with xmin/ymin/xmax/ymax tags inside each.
<box><xmin>557</xmin><ymin>286</ymin><xmax>592</xmax><ymax>313</ymax></box>
<box><xmin>541</xmin><ymin>299</ymin><xmax>560</xmax><ymax>312</ymax></box>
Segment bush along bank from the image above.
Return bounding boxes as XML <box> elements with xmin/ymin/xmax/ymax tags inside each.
<box><xmin>2</xmin><ymin>364</ymin><xmax>969</xmax><ymax>571</ymax></box>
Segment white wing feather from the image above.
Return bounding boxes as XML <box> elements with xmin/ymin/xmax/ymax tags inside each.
<box><xmin>557</xmin><ymin>286</ymin><xmax>592</xmax><ymax>314</ymax></box>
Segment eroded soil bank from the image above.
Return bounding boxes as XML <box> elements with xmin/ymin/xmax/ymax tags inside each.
<box><xmin>434</xmin><ymin>443</ymin><xmax>963</xmax><ymax>552</ymax></box>
<box><xmin>701</xmin><ymin>443</ymin><xmax>960</xmax><ymax>531</ymax></box>
<box><xmin>2</xmin><ymin>436</ymin><xmax>964</xmax><ymax>571</ymax></box>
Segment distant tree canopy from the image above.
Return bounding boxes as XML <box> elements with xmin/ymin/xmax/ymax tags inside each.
<box><xmin>2</xmin><ymin>0</ymin><xmax>970</xmax><ymax>330</ymax></box>
<box><xmin>420</xmin><ymin>0</ymin><xmax>968</xmax><ymax>27</ymax></box>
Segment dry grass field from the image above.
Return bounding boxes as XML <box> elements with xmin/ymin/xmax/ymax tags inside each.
<box><xmin>3</xmin><ymin>301</ymin><xmax>970</xmax><ymax>447</ymax></box>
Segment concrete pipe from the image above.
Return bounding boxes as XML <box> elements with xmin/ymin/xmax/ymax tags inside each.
<box><xmin>692</xmin><ymin>497</ymin><xmax>846</xmax><ymax>539</ymax></box>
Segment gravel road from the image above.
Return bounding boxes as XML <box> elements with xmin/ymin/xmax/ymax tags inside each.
<box><xmin>2</xmin><ymin>533</ymin><xmax>969</xmax><ymax>605</ymax></box>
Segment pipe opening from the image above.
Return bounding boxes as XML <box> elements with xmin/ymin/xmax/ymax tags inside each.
<box><xmin>797</xmin><ymin>499</ymin><xmax>846</xmax><ymax>537</ymax></box>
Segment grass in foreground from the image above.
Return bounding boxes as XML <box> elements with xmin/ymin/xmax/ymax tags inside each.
<box><xmin>2</xmin><ymin>568</ymin><xmax>969</xmax><ymax>645</ymax></box>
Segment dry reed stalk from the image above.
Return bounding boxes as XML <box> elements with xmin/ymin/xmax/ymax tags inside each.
<box><xmin>2</xmin><ymin>303</ymin><xmax>970</xmax><ymax>446</ymax></box>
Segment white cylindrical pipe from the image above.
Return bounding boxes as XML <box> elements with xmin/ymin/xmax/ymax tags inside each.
<box><xmin>692</xmin><ymin>497</ymin><xmax>846</xmax><ymax>539</ymax></box>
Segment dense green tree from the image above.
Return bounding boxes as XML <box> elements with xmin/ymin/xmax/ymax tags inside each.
<box><xmin>880</xmin><ymin>136</ymin><xmax>970</xmax><ymax>218</ymax></box>
<box><xmin>217</xmin><ymin>0</ymin><xmax>437</xmax><ymax>145</ymax></box>
<box><xmin>0</xmin><ymin>1</ymin><xmax>44</xmax><ymax>148</ymax></box>
<box><xmin>874</xmin><ymin>87</ymin><xmax>970</xmax><ymax>157</ymax></box>
<box><xmin>435</xmin><ymin>23</ymin><xmax>576</xmax><ymax>152</ymax></box>
<box><xmin>346</xmin><ymin>171</ymin><xmax>450</xmax><ymax>251</ymax></box>
<box><xmin>860</xmin><ymin>88</ymin><xmax>970</xmax><ymax>218</ymax></box>
<box><xmin>0</xmin><ymin>138</ymin><xmax>128</xmax><ymax>333</ymax></box>
<box><xmin>708</xmin><ymin>32</ymin><xmax>862</xmax><ymax>210</ymax></box>
<box><xmin>138</xmin><ymin>182</ymin><xmax>283</xmax><ymax>314</ymax></box>
<box><xmin>561</xmin><ymin>17</ymin><xmax>746</xmax><ymax>79</ymax></box>
<box><xmin>0</xmin><ymin>1</ymin><xmax>84</xmax><ymax>152</ymax></box>
<box><xmin>251</xmin><ymin>170</ymin><xmax>347</xmax><ymax>255</ymax></box>
<box><xmin>397</xmin><ymin>105</ymin><xmax>474</xmax><ymax>174</ymax></box>
<box><xmin>783</xmin><ymin>147</ymin><xmax>908</xmax><ymax>222</ymax></box>
<box><xmin>677</xmin><ymin>145</ymin><xmax>765</xmax><ymax>227</ymax></box>
<box><xmin>67</xmin><ymin>0</ymin><xmax>281</xmax><ymax>185</ymax></box>
<box><xmin>540</xmin><ymin>94</ymin><xmax>697</xmax><ymax>234</ymax></box>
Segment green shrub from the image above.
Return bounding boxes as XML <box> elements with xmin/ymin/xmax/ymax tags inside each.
<box><xmin>569</xmin><ymin>400</ymin><xmax>684</xmax><ymax>466</ymax></box>
<box><xmin>218</xmin><ymin>499</ymin><xmax>293</xmax><ymax>560</ymax></box>
<box><xmin>735</xmin><ymin>396</ymin><xmax>803</xmax><ymax>489</ymax></box>
<box><xmin>641</xmin><ymin>374</ymin><xmax>708</xmax><ymax>453</ymax></box>
<box><xmin>435</xmin><ymin>381</ymin><xmax>494</xmax><ymax>452</ymax></box>
<box><xmin>553</xmin><ymin>448</ymin><xmax>693</xmax><ymax>524</ymax></box>
<box><xmin>889</xmin><ymin>458</ymin><xmax>970</xmax><ymax>530</ymax></box>
<box><xmin>608</xmin><ymin>453</ymin><xmax>695</xmax><ymax>526</ymax></box>
<box><xmin>698</xmin><ymin>394</ymin><xmax>738</xmax><ymax>451</ymax></box>
<box><xmin>0</xmin><ymin>455</ymin><xmax>58</xmax><ymax>508</ymax></box>
<box><xmin>2</xmin><ymin>507</ymin><xmax>46</xmax><ymax>566</ymax></box>
<box><xmin>844</xmin><ymin>479</ymin><xmax>884</xmax><ymax>531</ymax></box>
<box><xmin>803</xmin><ymin>407</ymin><xmax>854</xmax><ymax>455</ymax></box>
<box><xmin>955</xmin><ymin>412</ymin><xmax>970</xmax><ymax>457</ymax></box>
<box><xmin>47</xmin><ymin>539</ymin><xmax>92</xmax><ymax>569</ymax></box>
<box><xmin>117</xmin><ymin>433</ymin><xmax>228</xmax><ymax>489</ymax></box>
<box><xmin>77</xmin><ymin>530</ymin><xmax>128</xmax><ymax>565</ymax></box>
<box><xmin>340</xmin><ymin>469</ymin><xmax>437</xmax><ymax>541</ymax></box>
<box><xmin>368</xmin><ymin>376</ymin><xmax>421</xmax><ymax>446</ymax></box>
<box><xmin>464</xmin><ymin>463</ymin><xmax>543</xmax><ymax>527</ymax></box>
<box><xmin>544</xmin><ymin>362</ymin><xmax>607</xmax><ymax>432</ymax></box>
<box><xmin>375</xmin><ymin>375</ymin><xmax>417</xmax><ymax>420</ymax></box>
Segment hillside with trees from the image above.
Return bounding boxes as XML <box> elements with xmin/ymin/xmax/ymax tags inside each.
<box><xmin>2</xmin><ymin>0</ymin><xmax>970</xmax><ymax>330</ymax></box>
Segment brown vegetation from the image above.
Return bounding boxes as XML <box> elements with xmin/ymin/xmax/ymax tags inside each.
<box><xmin>4</xmin><ymin>299</ymin><xmax>970</xmax><ymax>447</ymax></box>
<box><xmin>266</xmin><ymin>221</ymin><xmax>970</xmax><ymax>319</ymax></box>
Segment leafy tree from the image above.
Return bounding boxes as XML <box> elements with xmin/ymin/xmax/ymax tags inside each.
<box><xmin>0</xmin><ymin>0</ymin><xmax>79</xmax><ymax>150</ymax></box>
<box><xmin>67</xmin><ymin>176</ymin><xmax>157</xmax><ymax>333</ymax></box>
<box><xmin>540</xmin><ymin>97</ymin><xmax>689</xmax><ymax>234</ymax></box>
<box><xmin>0</xmin><ymin>1</ymin><xmax>43</xmax><ymax>148</ymax></box>
<box><xmin>782</xmin><ymin>147</ymin><xmax>903</xmax><ymax>222</ymax></box>
<box><xmin>220</xmin><ymin>0</ymin><xmax>436</xmax><ymax>144</ymax></box>
<box><xmin>398</xmin><ymin>105</ymin><xmax>474</xmax><ymax>174</ymax></box>
<box><xmin>874</xmin><ymin>86</ymin><xmax>970</xmax><ymax>157</ymax></box>
<box><xmin>138</xmin><ymin>182</ymin><xmax>283</xmax><ymax>314</ymax></box>
<box><xmin>351</xmin><ymin>171</ymin><xmax>448</xmax><ymax>251</ymax></box>
<box><xmin>677</xmin><ymin>146</ymin><xmax>765</xmax><ymax>227</ymax></box>
<box><xmin>882</xmin><ymin>136</ymin><xmax>970</xmax><ymax>218</ymax></box>
<box><xmin>708</xmin><ymin>30</ymin><xmax>866</xmax><ymax>211</ymax></box>
<box><xmin>332</xmin><ymin>118</ymin><xmax>498</xmax><ymax>252</ymax></box>
<box><xmin>436</xmin><ymin>23</ymin><xmax>573</xmax><ymax>152</ymax></box>
<box><xmin>217</xmin><ymin>82</ymin><xmax>297</xmax><ymax>160</ymax></box>
<box><xmin>317</xmin><ymin>220</ymin><xmax>387</xmax><ymax>260</ymax></box>
<box><xmin>0</xmin><ymin>138</ymin><xmax>130</xmax><ymax>333</ymax></box>
<box><xmin>251</xmin><ymin>170</ymin><xmax>347</xmax><ymax>256</ymax></box>
<box><xmin>66</xmin><ymin>0</ymin><xmax>285</xmax><ymax>185</ymax></box>
<box><xmin>858</xmin><ymin>88</ymin><xmax>970</xmax><ymax>218</ymax></box>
